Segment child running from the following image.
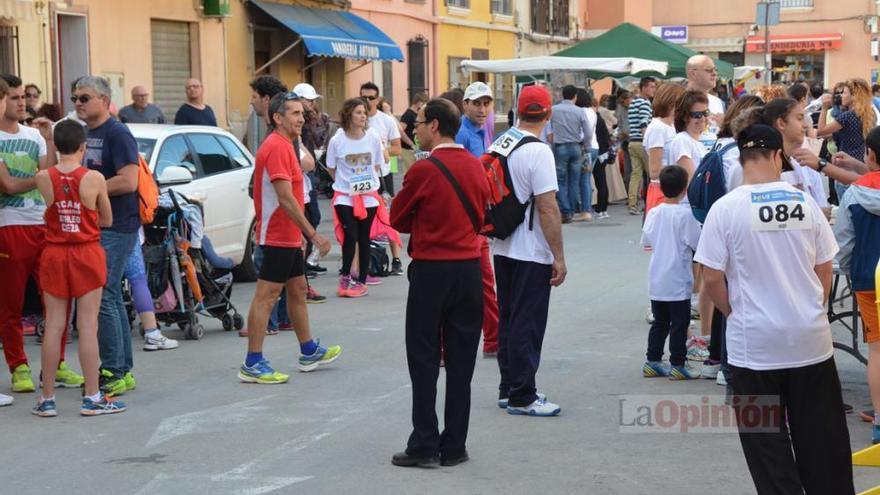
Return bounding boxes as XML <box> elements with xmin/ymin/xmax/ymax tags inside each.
<box><xmin>32</xmin><ymin>119</ymin><xmax>125</xmax><ymax>417</ymax></box>
<box><xmin>640</xmin><ymin>165</ymin><xmax>702</xmax><ymax>379</ymax></box>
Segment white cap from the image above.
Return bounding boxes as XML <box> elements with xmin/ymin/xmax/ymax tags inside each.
<box><xmin>463</xmin><ymin>81</ymin><xmax>493</xmax><ymax>101</ymax></box>
<box><xmin>292</xmin><ymin>83</ymin><xmax>321</xmax><ymax>100</ymax></box>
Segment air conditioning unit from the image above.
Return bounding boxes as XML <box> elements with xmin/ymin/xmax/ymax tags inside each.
<box><xmin>201</xmin><ymin>0</ymin><xmax>230</xmax><ymax>17</ymax></box>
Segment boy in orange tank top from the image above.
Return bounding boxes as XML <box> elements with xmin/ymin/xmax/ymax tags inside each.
<box><xmin>31</xmin><ymin>120</ymin><xmax>124</xmax><ymax>417</ymax></box>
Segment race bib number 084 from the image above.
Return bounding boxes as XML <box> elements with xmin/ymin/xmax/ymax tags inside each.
<box><xmin>750</xmin><ymin>190</ymin><xmax>809</xmax><ymax>232</ymax></box>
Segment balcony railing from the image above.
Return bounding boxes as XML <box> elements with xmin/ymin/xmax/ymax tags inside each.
<box><xmin>779</xmin><ymin>0</ymin><xmax>813</xmax><ymax>8</ymax></box>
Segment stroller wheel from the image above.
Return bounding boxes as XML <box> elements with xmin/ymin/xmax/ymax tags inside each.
<box><xmin>233</xmin><ymin>313</ymin><xmax>245</xmax><ymax>331</ymax></box>
<box><xmin>184</xmin><ymin>323</ymin><xmax>205</xmax><ymax>340</ymax></box>
<box><xmin>222</xmin><ymin>314</ymin><xmax>234</xmax><ymax>332</ymax></box>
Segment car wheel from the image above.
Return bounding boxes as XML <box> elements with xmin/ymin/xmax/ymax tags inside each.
<box><xmin>233</xmin><ymin>219</ymin><xmax>258</xmax><ymax>282</ymax></box>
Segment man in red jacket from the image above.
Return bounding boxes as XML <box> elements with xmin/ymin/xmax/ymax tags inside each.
<box><xmin>390</xmin><ymin>98</ymin><xmax>490</xmax><ymax>468</ymax></box>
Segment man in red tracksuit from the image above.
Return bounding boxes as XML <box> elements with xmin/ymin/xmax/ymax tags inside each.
<box><xmin>390</xmin><ymin>98</ymin><xmax>491</xmax><ymax>468</ymax></box>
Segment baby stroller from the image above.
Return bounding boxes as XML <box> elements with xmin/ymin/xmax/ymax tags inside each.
<box><xmin>314</xmin><ymin>150</ymin><xmax>335</xmax><ymax>199</ymax></box>
<box><xmin>142</xmin><ymin>190</ymin><xmax>244</xmax><ymax>340</ymax></box>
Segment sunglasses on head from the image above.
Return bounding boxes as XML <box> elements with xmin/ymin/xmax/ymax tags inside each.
<box><xmin>689</xmin><ymin>110</ymin><xmax>710</xmax><ymax>119</ymax></box>
<box><xmin>70</xmin><ymin>94</ymin><xmax>94</xmax><ymax>104</ymax></box>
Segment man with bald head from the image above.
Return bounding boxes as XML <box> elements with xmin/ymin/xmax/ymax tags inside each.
<box><xmin>173</xmin><ymin>78</ymin><xmax>217</xmax><ymax>126</ymax></box>
<box><xmin>118</xmin><ymin>86</ymin><xmax>166</xmax><ymax>124</ymax></box>
<box><xmin>686</xmin><ymin>55</ymin><xmax>724</xmax><ymax>116</ymax></box>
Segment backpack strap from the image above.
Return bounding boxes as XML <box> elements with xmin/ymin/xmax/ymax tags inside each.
<box><xmin>493</xmin><ymin>134</ymin><xmax>541</xmax><ymax>231</ymax></box>
<box><xmin>718</xmin><ymin>142</ymin><xmax>738</xmax><ymax>155</ymax></box>
<box><xmin>427</xmin><ymin>156</ymin><xmax>481</xmax><ymax>234</ymax></box>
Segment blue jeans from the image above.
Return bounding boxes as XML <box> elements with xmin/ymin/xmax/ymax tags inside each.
<box><xmin>578</xmin><ymin>148</ymin><xmax>597</xmax><ymax>214</ymax></box>
<box><xmin>253</xmin><ymin>246</ymin><xmax>290</xmax><ymax>330</ymax></box>
<box><xmin>552</xmin><ymin>143</ymin><xmax>583</xmax><ymax>217</ymax></box>
<box><xmin>98</xmin><ymin>229</ymin><xmax>138</xmax><ymax>377</ymax></box>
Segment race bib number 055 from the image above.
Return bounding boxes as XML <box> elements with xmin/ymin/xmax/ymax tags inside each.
<box><xmin>488</xmin><ymin>127</ymin><xmax>526</xmax><ymax>157</ymax></box>
<box><xmin>750</xmin><ymin>190</ymin><xmax>809</xmax><ymax>232</ymax></box>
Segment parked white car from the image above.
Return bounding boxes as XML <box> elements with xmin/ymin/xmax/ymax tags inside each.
<box><xmin>128</xmin><ymin>124</ymin><xmax>258</xmax><ymax>281</ymax></box>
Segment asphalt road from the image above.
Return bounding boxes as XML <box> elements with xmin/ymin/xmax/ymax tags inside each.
<box><xmin>2</xmin><ymin>200</ymin><xmax>879</xmax><ymax>495</ymax></box>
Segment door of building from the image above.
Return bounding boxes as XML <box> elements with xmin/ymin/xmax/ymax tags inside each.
<box><xmin>151</xmin><ymin>20</ymin><xmax>192</xmax><ymax>120</ymax></box>
<box><xmin>55</xmin><ymin>13</ymin><xmax>89</xmax><ymax>115</ymax></box>
<box><xmin>407</xmin><ymin>38</ymin><xmax>427</xmax><ymax>105</ymax></box>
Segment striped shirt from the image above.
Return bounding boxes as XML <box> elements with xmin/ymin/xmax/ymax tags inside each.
<box><xmin>628</xmin><ymin>97</ymin><xmax>653</xmax><ymax>141</ymax></box>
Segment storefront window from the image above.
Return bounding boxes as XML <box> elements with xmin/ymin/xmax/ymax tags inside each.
<box><xmin>493</xmin><ymin>74</ymin><xmax>513</xmax><ymax>116</ymax></box>
<box><xmin>771</xmin><ymin>52</ymin><xmax>824</xmax><ymax>83</ymax></box>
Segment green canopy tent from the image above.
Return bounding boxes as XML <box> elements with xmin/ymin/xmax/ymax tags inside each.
<box><xmin>553</xmin><ymin>22</ymin><xmax>734</xmax><ymax>80</ymax></box>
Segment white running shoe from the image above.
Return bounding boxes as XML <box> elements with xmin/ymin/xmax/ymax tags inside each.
<box><xmin>144</xmin><ymin>331</ymin><xmax>180</xmax><ymax>351</ymax></box>
<box><xmin>701</xmin><ymin>362</ymin><xmax>721</xmax><ymax>379</ymax></box>
<box><xmin>716</xmin><ymin>370</ymin><xmax>728</xmax><ymax>386</ymax></box>
<box><xmin>507</xmin><ymin>397</ymin><xmax>561</xmax><ymax>417</ymax></box>
<box><xmin>0</xmin><ymin>393</ymin><xmax>12</xmax><ymax>406</ymax></box>
<box><xmin>498</xmin><ymin>393</ymin><xmax>546</xmax><ymax>409</ymax></box>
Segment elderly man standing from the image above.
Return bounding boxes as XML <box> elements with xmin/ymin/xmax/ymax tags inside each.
<box><xmin>390</xmin><ymin>98</ymin><xmax>490</xmax><ymax>468</ymax></box>
<box><xmin>686</xmin><ymin>55</ymin><xmax>724</xmax><ymax>117</ymax></box>
<box><xmin>118</xmin><ymin>86</ymin><xmax>166</xmax><ymax>124</ymax></box>
<box><xmin>174</xmin><ymin>78</ymin><xmax>217</xmax><ymax>126</ymax></box>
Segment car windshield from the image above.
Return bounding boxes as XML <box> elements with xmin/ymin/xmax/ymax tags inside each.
<box><xmin>136</xmin><ymin>138</ymin><xmax>157</xmax><ymax>162</ymax></box>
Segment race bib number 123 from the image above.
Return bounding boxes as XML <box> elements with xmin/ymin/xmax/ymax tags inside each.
<box><xmin>750</xmin><ymin>190</ymin><xmax>809</xmax><ymax>232</ymax></box>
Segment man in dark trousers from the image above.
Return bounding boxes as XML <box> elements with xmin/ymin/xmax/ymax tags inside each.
<box><xmin>390</xmin><ymin>98</ymin><xmax>490</xmax><ymax>468</ymax></box>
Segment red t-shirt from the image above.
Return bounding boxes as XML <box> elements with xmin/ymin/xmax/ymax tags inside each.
<box><xmin>254</xmin><ymin>132</ymin><xmax>304</xmax><ymax>248</ymax></box>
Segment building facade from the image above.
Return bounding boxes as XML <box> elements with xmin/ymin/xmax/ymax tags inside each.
<box><xmin>654</xmin><ymin>0</ymin><xmax>879</xmax><ymax>87</ymax></box>
<box><xmin>436</xmin><ymin>0</ymin><xmax>517</xmax><ymax>115</ymax></box>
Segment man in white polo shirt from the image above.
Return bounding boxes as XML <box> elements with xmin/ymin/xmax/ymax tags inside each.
<box><xmin>696</xmin><ymin>124</ymin><xmax>853</xmax><ymax>495</ymax></box>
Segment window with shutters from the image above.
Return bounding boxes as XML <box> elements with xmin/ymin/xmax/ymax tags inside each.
<box><xmin>0</xmin><ymin>26</ymin><xmax>18</xmax><ymax>75</ymax></box>
<box><xmin>151</xmin><ymin>20</ymin><xmax>193</xmax><ymax>120</ymax></box>
<box><xmin>447</xmin><ymin>0</ymin><xmax>469</xmax><ymax>8</ymax></box>
<box><xmin>407</xmin><ymin>38</ymin><xmax>427</xmax><ymax>105</ymax></box>
<box><xmin>491</xmin><ymin>0</ymin><xmax>512</xmax><ymax>15</ymax></box>
<box><xmin>448</xmin><ymin>57</ymin><xmax>466</xmax><ymax>89</ymax></box>
<box><xmin>531</xmin><ymin>0</ymin><xmax>569</xmax><ymax>37</ymax></box>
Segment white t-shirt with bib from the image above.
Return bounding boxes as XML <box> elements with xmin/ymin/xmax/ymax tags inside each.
<box><xmin>640</xmin><ymin>202</ymin><xmax>702</xmax><ymax>301</ymax></box>
<box><xmin>367</xmin><ymin>112</ymin><xmax>401</xmax><ymax>176</ymax></box>
<box><xmin>325</xmin><ymin>129</ymin><xmax>384</xmax><ymax>208</ymax></box>
<box><xmin>694</xmin><ymin>181</ymin><xmax>838</xmax><ymax>371</ymax></box>
<box><xmin>491</xmin><ymin>129</ymin><xmax>559</xmax><ymax>265</ymax></box>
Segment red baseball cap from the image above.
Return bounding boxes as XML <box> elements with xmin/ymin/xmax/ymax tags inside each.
<box><xmin>518</xmin><ymin>85</ymin><xmax>551</xmax><ymax>116</ymax></box>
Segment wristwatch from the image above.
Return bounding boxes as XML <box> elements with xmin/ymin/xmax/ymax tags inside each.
<box><xmin>817</xmin><ymin>158</ymin><xmax>829</xmax><ymax>173</ymax></box>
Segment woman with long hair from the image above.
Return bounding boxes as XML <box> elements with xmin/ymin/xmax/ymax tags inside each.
<box><xmin>818</xmin><ymin>78</ymin><xmax>876</xmax><ymax>197</ymax></box>
<box><xmin>642</xmin><ymin>83</ymin><xmax>686</xmax><ymax>216</ymax></box>
<box><xmin>575</xmin><ymin>88</ymin><xmax>597</xmax><ymax>221</ymax></box>
<box><xmin>326</xmin><ymin>97</ymin><xmax>385</xmax><ymax>298</ymax></box>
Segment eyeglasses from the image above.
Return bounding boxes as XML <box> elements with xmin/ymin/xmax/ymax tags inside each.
<box><xmin>689</xmin><ymin>110</ymin><xmax>710</xmax><ymax>119</ymax></box>
<box><xmin>699</xmin><ymin>68</ymin><xmax>718</xmax><ymax>75</ymax></box>
<box><xmin>362</xmin><ymin>95</ymin><xmax>378</xmax><ymax>101</ymax></box>
<box><xmin>413</xmin><ymin>120</ymin><xmax>427</xmax><ymax>127</ymax></box>
<box><xmin>70</xmin><ymin>94</ymin><xmax>94</xmax><ymax>105</ymax></box>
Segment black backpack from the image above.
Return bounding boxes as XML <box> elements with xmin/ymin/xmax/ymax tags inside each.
<box><xmin>367</xmin><ymin>242</ymin><xmax>390</xmax><ymax>277</ymax></box>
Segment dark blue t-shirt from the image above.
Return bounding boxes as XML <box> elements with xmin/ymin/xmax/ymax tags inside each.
<box><xmin>84</xmin><ymin>117</ymin><xmax>140</xmax><ymax>233</ymax></box>
<box><xmin>833</xmin><ymin>109</ymin><xmax>866</xmax><ymax>162</ymax></box>
<box><xmin>174</xmin><ymin>104</ymin><xmax>217</xmax><ymax>126</ymax></box>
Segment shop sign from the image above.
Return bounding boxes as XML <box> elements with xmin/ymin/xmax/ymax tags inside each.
<box><xmin>746</xmin><ymin>34</ymin><xmax>843</xmax><ymax>53</ymax></box>
<box><xmin>330</xmin><ymin>42</ymin><xmax>381</xmax><ymax>60</ymax></box>
<box><xmin>654</xmin><ymin>25</ymin><xmax>688</xmax><ymax>44</ymax></box>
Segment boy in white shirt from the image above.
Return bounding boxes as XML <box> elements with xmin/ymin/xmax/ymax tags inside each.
<box><xmin>640</xmin><ymin>165</ymin><xmax>702</xmax><ymax>379</ymax></box>
<box><xmin>696</xmin><ymin>124</ymin><xmax>853</xmax><ymax>495</ymax></box>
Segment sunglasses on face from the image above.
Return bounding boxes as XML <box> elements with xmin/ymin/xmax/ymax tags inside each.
<box><xmin>362</xmin><ymin>95</ymin><xmax>378</xmax><ymax>101</ymax></box>
<box><xmin>70</xmin><ymin>94</ymin><xmax>94</xmax><ymax>105</ymax></box>
<box><xmin>689</xmin><ymin>110</ymin><xmax>710</xmax><ymax>119</ymax></box>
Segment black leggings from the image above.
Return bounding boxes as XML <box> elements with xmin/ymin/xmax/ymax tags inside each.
<box><xmin>335</xmin><ymin>204</ymin><xmax>377</xmax><ymax>283</ymax></box>
<box><xmin>593</xmin><ymin>161</ymin><xmax>609</xmax><ymax>213</ymax></box>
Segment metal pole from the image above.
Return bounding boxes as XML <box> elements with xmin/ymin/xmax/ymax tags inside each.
<box><xmin>764</xmin><ymin>2</ymin><xmax>771</xmax><ymax>84</ymax></box>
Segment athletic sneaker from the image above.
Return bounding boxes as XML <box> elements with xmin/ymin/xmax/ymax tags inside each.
<box><xmin>278</xmin><ymin>323</ymin><xmax>295</xmax><ymax>331</ymax></box>
<box><xmin>701</xmin><ymin>360</ymin><xmax>721</xmax><ymax>379</ymax></box>
<box><xmin>54</xmin><ymin>362</ymin><xmax>85</xmax><ymax>388</ymax></box>
<box><xmin>642</xmin><ymin>361</ymin><xmax>671</xmax><ymax>377</ymax></box>
<box><xmin>123</xmin><ymin>372</ymin><xmax>136</xmax><ymax>391</ymax></box>
<box><xmin>0</xmin><ymin>393</ymin><xmax>12</xmax><ymax>406</ymax></box>
<box><xmin>81</xmin><ymin>394</ymin><xmax>126</xmax><ymax>416</ymax></box>
<box><xmin>686</xmin><ymin>336</ymin><xmax>709</xmax><ymax>362</ymax></box>
<box><xmin>306</xmin><ymin>286</ymin><xmax>327</xmax><ymax>304</ymax></box>
<box><xmin>337</xmin><ymin>275</ymin><xmax>352</xmax><ymax>297</ymax></box>
<box><xmin>390</xmin><ymin>258</ymin><xmax>404</xmax><ymax>276</ymax></box>
<box><xmin>266</xmin><ymin>326</ymin><xmax>279</xmax><ymax>336</ymax></box>
<box><xmin>143</xmin><ymin>331</ymin><xmax>179</xmax><ymax>351</ymax></box>
<box><xmin>305</xmin><ymin>262</ymin><xmax>327</xmax><ymax>273</ymax></box>
<box><xmin>628</xmin><ymin>206</ymin><xmax>639</xmax><ymax>215</ymax></box>
<box><xmin>351</xmin><ymin>271</ymin><xmax>382</xmax><ymax>286</ymax></box>
<box><xmin>339</xmin><ymin>279</ymin><xmax>368</xmax><ymax>298</ymax></box>
<box><xmin>498</xmin><ymin>393</ymin><xmax>545</xmax><ymax>409</ymax></box>
<box><xmin>32</xmin><ymin>398</ymin><xmax>57</xmax><ymax>417</ymax></box>
<box><xmin>238</xmin><ymin>359</ymin><xmax>289</xmax><ymax>384</ymax></box>
<box><xmin>669</xmin><ymin>365</ymin><xmax>701</xmax><ymax>380</ymax></box>
<box><xmin>99</xmin><ymin>369</ymin><xmax>127</xmax><ymax>397</ymax></box>
<box><xmin>11</xmin><ymin>364</ymin><xmax>35</xmax><ymax>393</ymax></box>
<box><xmin>507</xmin><ymin>396</ymin><xmax>561</xmax><ymax>417</ymax></box>
<box><xmin>716</xmin><ymin>370</ymin><xmax>727</xmax><ymax>386</ymax></box>
<box><xmin>299</xmin><ymin>341</ymin><xmax>342</xmax><ymax>372</ymax></box>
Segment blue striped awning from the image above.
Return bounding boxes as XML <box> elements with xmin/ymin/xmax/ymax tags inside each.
<box><xmin>250</xmin><ymin>1</ymin><xmax>404</xmax><ymax>62</ymax></box>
